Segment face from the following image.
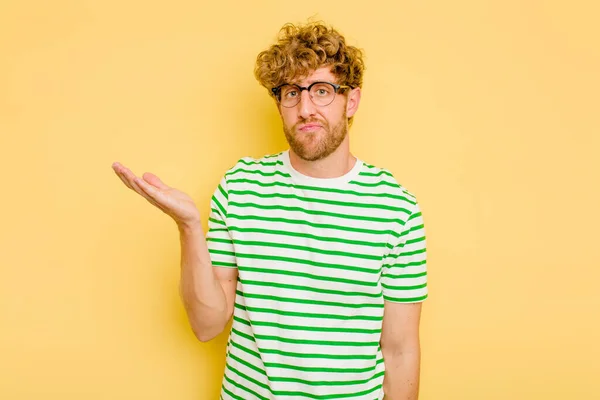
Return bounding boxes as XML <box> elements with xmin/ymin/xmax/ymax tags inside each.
<box><xmin>277</xmin><ymin>67</ymin><xmax>360</xmax><ymax>162</ymax></box>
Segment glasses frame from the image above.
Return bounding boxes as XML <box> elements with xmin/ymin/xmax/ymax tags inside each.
<box><xmin>271</xmin><ymin>81</ymin><xmax>353</xmax><ymax>108</ymax></box>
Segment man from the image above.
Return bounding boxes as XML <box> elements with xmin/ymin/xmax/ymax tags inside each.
<box><xmin>113</xmin><ymin>21</ymin><xmax>427</xmax><ymax>400</ymax></box>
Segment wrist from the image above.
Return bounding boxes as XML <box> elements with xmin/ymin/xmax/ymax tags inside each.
<box><xmin>177</xmin><ymin>219</ymin><xmax>204</xmax><ymax>235</ymax></box>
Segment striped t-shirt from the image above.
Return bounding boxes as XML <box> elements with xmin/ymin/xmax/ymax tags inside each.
<box><xmin>206</xmin><ymin>150</ymin><xmax>427</xmax><ymax>400</ymax></box>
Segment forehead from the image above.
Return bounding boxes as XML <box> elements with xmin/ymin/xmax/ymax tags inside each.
<box><xmin>291</xmin><ymin>67</ymin><xmax>337</xmax><ymax>85</ymax></box>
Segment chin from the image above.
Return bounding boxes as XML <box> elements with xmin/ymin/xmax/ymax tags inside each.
<box><xmin>297</xmin><ymin>145</ymin><xmax>333</xmax><ymax>162</ymax></box>
<box><xmin>298</xmin><ymin>153</ymin><xmax>322</xmax><ymax>162</ymax></box>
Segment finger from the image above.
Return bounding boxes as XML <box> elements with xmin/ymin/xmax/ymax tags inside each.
<box><xmin>116</xmin><ymin>164</ymin><xmax>144</xmax><ymax>193</ymax></box>
<box><xmin>113</xmin><ymin>167</ymin><xmax>134</xmax><ymax>190</ymax></box>
<box><xmin>113</xmin><ymin>164</ymin><xmax>174</xmax><ymax>214</ymax></box>
<box><xmin>112</xmin><ymin>164</ymin><xmax>134</xmax><ymax>190</ymax></box>
<box><xmin>132</xmin><ymin>178</ymin><xmax>168</xmax><ymax>211</ymax></box>
<box><xmin>134</xmin><ymin>176</ymin><xmax>168</xmax><ymax>205</ymax></box>
<box><xmin>140</xmin><ymin>190</ymin><xmax>166</xmax><ymax>211</ymax></box>
<box><xmin>113</xmin><ymin>164</ymin><xmax>157</xmax><ymax>203</ymax></box>
<box><xmin>137</xmin><ymin>183</ymin><xmax>174</xmax><ymax>215</ymax></box>
<box><xmin>112</xmin><ymin>162</ymin><xmax>132</xmax><ymax>180</ymax></box>
<box><xmin>142</xmin><ymin>172</ymin><xmax>171</xmax><ymax>191</ymax></box>
<box><xmin>129</xmin><ymin>177</ymin><xmax>147</xmax><ymax>196</ymax></box>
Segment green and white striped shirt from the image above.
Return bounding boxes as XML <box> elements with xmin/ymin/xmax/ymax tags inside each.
<box><xmin>206</xmin><ymin>150</ymin><xmax>427</xmax><ymax>400</ymax></box>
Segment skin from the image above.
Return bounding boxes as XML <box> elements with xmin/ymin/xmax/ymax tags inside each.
<box><xmin>278</xmin><ymin>67</ymin><xmax>360</xmax><ymax>179</ymax></box>
<box><xmin>111</xmin><ymin>164</ymin><xmax>238</xmax><ymax>342</ymax></box>
<box><xmin>112</xmin><ymin>66</ymin><xmax>422</xmax><ymax>399</ymax></box>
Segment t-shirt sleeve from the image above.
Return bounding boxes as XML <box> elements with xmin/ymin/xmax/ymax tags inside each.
<box><xmin>205</xmin><ymin>176</ymin><xmax>237</xmax><ymax>268</ymax></box>
<box><xmin>381</xmin><ymin>201</ymin><xmax>428</xmax><ymax>303</ymax></box>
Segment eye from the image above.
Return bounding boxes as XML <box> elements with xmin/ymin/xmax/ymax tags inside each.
<box><xmin>312</xmin><ymin>84</ymin><xmax>333</xmax><ymax>97</ymax></box>
<box><xmin>280</xmin><ymin>85</ymin><xmax>299</xmax><ymax>99</ymax></box>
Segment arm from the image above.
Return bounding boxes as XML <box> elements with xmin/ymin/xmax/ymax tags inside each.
<box><xmin>178</xmin><ymin>222</ymin><xmax>238</xmax><ymax>342</ymax></box>
<box><xmin>380</xmin><ymin>198</ymin><xmax>427</xmax><ymax>399</ymax></box>
<box><xmin>381</xmin><ymin>301</ymin><xmax>423</xmax><ymax>400</ymax></box>
<box><xmin>111</xmin><ymin>162</ymin><xmax>237</xmax><ymax>342</ymax></box>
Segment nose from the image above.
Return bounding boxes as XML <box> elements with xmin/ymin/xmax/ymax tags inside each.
<box><xmin>297</xmin><ymin>89</ymin><xmax>317</xmax><ymax>119</ymax></box>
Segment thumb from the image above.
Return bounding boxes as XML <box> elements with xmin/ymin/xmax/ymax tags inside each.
<box><xmin>142</xmin><ymin>172</ymin><xmax>170</xmax><ymax>190</ymax></box>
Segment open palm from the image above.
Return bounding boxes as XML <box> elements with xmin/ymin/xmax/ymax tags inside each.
<box><xmin>112</xmin><ymin>162</ymin><xmax>201</xmax><ymax>227</ymax></box>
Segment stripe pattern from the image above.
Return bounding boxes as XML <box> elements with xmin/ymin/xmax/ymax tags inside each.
<box><xmin>206</xmin><ymin>151</ymin><xmax>427</xmax><ymax>399</ymax></box>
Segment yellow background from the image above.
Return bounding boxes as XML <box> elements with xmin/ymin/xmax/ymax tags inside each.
<box><xmin>1</xmin><ymin>0</ymin><xmax>598</xmax><ymax>399</ymax></box>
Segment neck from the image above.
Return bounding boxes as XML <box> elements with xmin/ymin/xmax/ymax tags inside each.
<box><xmin>288</xmin><ymin>136</ymin><xmax>356</xmax><ymax>179</ymax></box>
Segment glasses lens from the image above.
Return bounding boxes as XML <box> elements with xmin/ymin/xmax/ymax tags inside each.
<box><xmin>277</xmin><ymin>82</ymin><xmax>338</xmax><ymax>107</ymax></box>
<box><xmin>279</xmin><ymin>85</ymin><xmax>301</xmax><ymax>107</ymax></box>
<box><xmin>309</xmin><ymin>83</ymin><xmax>336</xmax><ymax>106</ymax></box>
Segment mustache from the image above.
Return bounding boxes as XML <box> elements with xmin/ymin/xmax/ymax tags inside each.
<box><xmin>294</xmin><ymin>119</ymin><xmax>327</xmax><ymax>128</ymax></box>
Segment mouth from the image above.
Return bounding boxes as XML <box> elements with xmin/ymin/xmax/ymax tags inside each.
<box><xmin>297</xmin><ymin>123</ymin><xmax>322</xmax><ymax>133</ymax></box>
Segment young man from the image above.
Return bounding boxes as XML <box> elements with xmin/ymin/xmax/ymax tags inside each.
<box><xmin>113</xmin><ymin>22</ymin><xmax>427</xmax><ymax>400</ymax></box>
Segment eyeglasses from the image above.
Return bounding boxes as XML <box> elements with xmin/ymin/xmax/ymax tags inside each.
<box><xmin>271</xmin><ymin>81</ymin><xmax>353</xmax><ymax>108</ymax></box>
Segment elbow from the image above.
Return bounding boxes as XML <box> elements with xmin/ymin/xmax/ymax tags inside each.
<box><xmin>190</xmin><ymin>321</ymin><xmax>227</xmax><ymax>343</ymax></box>
<box><xmin>189</xmin><ymin>314</ymin><xmax>230</xmax><ymax>343</ymax></box>
<box><xmin>194</xmin><ymin>331</ymin><xmax>219</xmax><ymax>343</ymax></box>
<box><xmin>182</xmin><ymin>296</ymin><xmax>233</xmax><ymax>343</ymax></box>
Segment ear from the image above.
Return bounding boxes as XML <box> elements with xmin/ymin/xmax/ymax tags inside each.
<box><xmin>346</xmin><ymin>87</ymin><xmax>361</xmax><ymax>118</ymax></box>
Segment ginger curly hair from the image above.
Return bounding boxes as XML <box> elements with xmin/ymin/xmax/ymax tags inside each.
<box><xmin>254</xmin><ymin>21</ymin><xmax>365</xmax><ymax>99</ymax></box>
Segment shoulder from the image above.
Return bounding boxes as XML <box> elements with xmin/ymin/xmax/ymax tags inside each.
<box><xmin>356</xmin><ymin>159</ymin><xmax>419</xmax><ymax>209</ymax></box>
<box><xmin>223</xmin><ymin>152</ymin><xmax>285</xmax><ymax>178</ymax></box>
<box><xmin>220</xmin><ymin>152</ymin><xmax>289</xmax><ymax>188</ymax></box>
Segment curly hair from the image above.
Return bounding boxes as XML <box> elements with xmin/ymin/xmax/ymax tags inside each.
<box><xmin>254</xmin><ymin>21</ymin><xmax>365</xmax><ymax>96</ymax></box>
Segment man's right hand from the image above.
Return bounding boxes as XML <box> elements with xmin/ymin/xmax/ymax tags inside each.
<box><xmin>112</xmin><ymin>162</ymin><xmax>201</xmax><ymax>230</ymax></box>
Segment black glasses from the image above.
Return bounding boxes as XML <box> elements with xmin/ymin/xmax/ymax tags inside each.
<box><xmin>271</xmin><ymin>81</ymin><xmax>353</xmax><ymax>108</ymax></box>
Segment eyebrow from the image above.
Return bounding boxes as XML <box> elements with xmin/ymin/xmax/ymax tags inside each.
<box><xmin>290</xmin><ymin>79</ymin><xmax>335</xmax><ymax>86</ymax></box>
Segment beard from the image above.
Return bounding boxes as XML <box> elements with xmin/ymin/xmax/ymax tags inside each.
<box><xmin>283</xmin><ymin>110</ymin><xmax>348</xmax><ymax>162</ymax></box>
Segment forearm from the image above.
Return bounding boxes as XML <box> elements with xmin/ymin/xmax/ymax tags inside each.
<box><xmin>382</xmin><ymin>348</ymin><xmax>421</xmax><ymax>400</ymax></box>
<box><xmin>178</xmin><ymin>223</ymin><xmax>228</xmax><ymax>341</ymax></box>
